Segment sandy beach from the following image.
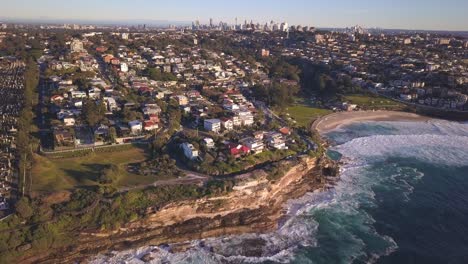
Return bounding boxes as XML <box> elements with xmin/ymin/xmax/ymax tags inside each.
<box><xmin>312</xmin><ymin>110</ymin><xmax>433</xmax><ymax>133</ymax></box>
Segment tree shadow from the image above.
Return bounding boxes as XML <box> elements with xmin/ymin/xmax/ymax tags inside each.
<box><xmin>63</xmin><ymin>163</ymin><xmax>105</xmax><ymax>187</ymax></box>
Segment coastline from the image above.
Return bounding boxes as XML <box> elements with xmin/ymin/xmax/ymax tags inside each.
<box><xmin>21</xmin><ymin>156</ymin><xmax>339</xmax><ymax>263</ymax></box>
<box><xmin>19</xmin><ymin>110</ymin><xmax>438</xmax><ymax>263</ymax></box>
<box><xmin>312</xmin><ymin>110</ymin><xmax>433</xmax><ymax>133</ymax></box>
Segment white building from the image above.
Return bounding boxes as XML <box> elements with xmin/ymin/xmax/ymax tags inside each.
<box><xmin>128</xmin><ymin>120</ymin><xmax>142</xmax><ymax>135</ymax></box>
<box><xmin>221</xmin><ymin>118</ymin><xmax>234</xmax><ymax>131</ymax></box>
<box><xmin>237</xmin><ymin>111</ymin><xmax>254</xmax><ymax>126</ymax></box>
<box><xmin>104</xmin><ymin>97</ymin><xmax>118</xmax><ymax>111</ymax></box>
<box><xmin>266</xmin><ymin>132</ymin><xmax>288</xmax><ymax>150</ymax></box>
<box><xmin>63</xmin><ymin>117</ymin><xmax>76</xmax><ymax>127</ymax></box>
<box><xmin>242</xmin><ymin>137</ymin><xmax>264</xmax><ymax>154</ymax></box>
<box><xmin>181</xmin><ymin>142</ymin><xmax>199</xmax><ymax>160</ymax></box>
<box><xmin>70</xmin><ymin>91</ymin><xmax>87</xmax><ymax>99</ymax></box>
<box><xmin>120</xmin><ymin>63</ymin><xmax>129</xmax><ymax>72</ymax></box>
<box><xmin>204</xmin><ymin>119</ymin><xmax>221</xmax><ymax>133</ymax></box>
<box><xmin>70</xmin><ymin>39</ymin><xmax>85</xmax><ymax>53</ymax></box>
<box><xmin>203</xmin><ymin>138</ymin><xmax>215</xmax><ymax>149</ymax></box>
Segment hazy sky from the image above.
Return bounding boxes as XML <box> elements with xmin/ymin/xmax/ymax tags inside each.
<box><xmin>1</xmin><ymin>0</ymin><xmax>467</xmax><ymax>30</ymax></box>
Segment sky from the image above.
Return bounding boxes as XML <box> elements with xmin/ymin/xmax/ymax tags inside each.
<box><xmin>0</xmin><ymin>0</ymin><xmax>467</xmax><ymax>31</ymax></box>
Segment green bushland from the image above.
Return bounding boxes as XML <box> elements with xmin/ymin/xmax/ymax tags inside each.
<box><xmin>0</xmin><ymin>179</ymin><xmax>235</xmax><ymax>262</ymax></box>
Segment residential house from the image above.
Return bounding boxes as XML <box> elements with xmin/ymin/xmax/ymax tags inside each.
<box><xmin>142</xmin><ymin>104</ymin><xmax>162</xmax><ymax>116</ymax></box>
<box><xmin>221</xmin><ymin>117</ymin><xmax>234</xmax><ymax>131</ymax></box>
<box><xmin>128</xmin><ymin>120</ymin><xmax>142</xmax><ymax>135</ymax></box>
<box><xmin>63</xmin><ymin>117</ymin><xmax>75</xmax><ymax>127</ymax></box>
<box><xmin>176</xmin><ymin>95</ymin><xmax>189</xmax><ymax>106</ymax></box>
<box><xmin>181</xmin><ymin>142</ymin><xmax>199</xmax><ymax>160</ymax></box>
<box><xmin>232</xmin><ymin>116</ymin><xmax>242</xmax><ymax>126</ymax></box>
<box><xmin>54</xmin><ymin>129</ymin><xmax>74</xmax><ymax>147</ymax></box>
<box><xmin>266</xmin><ymin>132</ymin><xmax>288</xmax><ymax>150</ymax></box>
<box><xmin>204</xmin><ymin>119</ymin><xmax>221</xmax><ymax>133</ymax></box>
<box><xmin>104</xmin><ymin>97</ymin><xmax>118</xmax><ymax>111</ymax></box>
<box><xmin>143</xmin><ymin>121</ymin><xmax>159</xmax><ymax>131</ymax></box>
<box><xmin>279</xmin><ymin>127</ymin><xmax>291</xmax><ymax>136</ymax></box>
<box><xmin>148</xmin><ymin>114</ymin><xmax>160</xmax><ymax>123</ymax></box>
<box><xmin>241</xmin><ymin>137</ymin><xmax>264</xmax><ymax>154</ymax></box>
<box><xmin>70</xmin><ymin>91</ymin><xmax>87</xmax><ymax>99</ymax></box>
<box><xmin>227</xmin><ymin>143</ymin><xmax>250</xmax><ymax>158</ymax></box>
<box><xmin>203</xmin><ymin>138</ymin><xmax>215</xmax><ymax>149</ymax></box>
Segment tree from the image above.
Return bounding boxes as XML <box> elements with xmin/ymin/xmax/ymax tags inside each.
<box><xmin>99</xmin><ymin>165</ymin><xmax>120</xmax><ymax>184</ymax></box>
<box><xmin>151</xmin><ymin>132</ymin><xmax>169</xmax><ymax>156</ymax></box>
<box><xmin>15</xmin><ymin>197</ymin><xmax>33</xmax><ymax>219</ymax></box>
<box><xmin>108</xmin><ymin>127</ymin><xmax>117</xmax><ymax>143</ymax></box>
<box><xmin>122</xmin><ymin>108</ymin><xmax>142</xmax><ymax>123</ymax></box>
<box><xmin>82</xmin><ymin>99</ymin><xmax>106</xmax><ymax>127</ymax></box>
<box><xmin>146</xmin><ymin>67</ymin><xmax>177</xmax><ymax>81</ymax></box>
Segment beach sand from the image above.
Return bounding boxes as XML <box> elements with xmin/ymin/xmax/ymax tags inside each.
<box><xmin>312</xmin><ymin>110</ymin><xmax>432</xmax><ymax>133</ymax></box>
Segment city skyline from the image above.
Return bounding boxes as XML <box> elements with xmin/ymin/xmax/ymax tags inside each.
<box><xmin>0</xmin><ymin>0</ymin><xmax>467</xmax><ymax>31</ymax></box>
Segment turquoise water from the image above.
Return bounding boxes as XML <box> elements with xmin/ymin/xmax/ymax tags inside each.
<box><xmin>291</xmin><ymin>120</ymin><xmax>468</xmax><ymax>264</ymax></box>
<box><xmin>91</xmin><ymin>120</ymin><xmax>468</xmax><ymax>264</ymax></box>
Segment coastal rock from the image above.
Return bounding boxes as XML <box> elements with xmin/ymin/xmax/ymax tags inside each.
<box><xmin>22</xmin><ymin>156</ymin><xmax>337</xmax><ymax>263</ymax></box>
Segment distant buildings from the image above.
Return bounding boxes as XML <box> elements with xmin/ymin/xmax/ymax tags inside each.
<box><xmin>438</xmin><ymin>38</ymin><xmax>451</xmax><ymax>45</ymax></box>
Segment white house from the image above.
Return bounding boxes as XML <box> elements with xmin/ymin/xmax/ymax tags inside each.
<box><xmin>128</xmin><ymin>120</ymin><xmax>142</xmax><ymax>135</ymax></box>
<box><xmin>181</xmin><ymin>142</ymin><xmax>199</xmax><ymax>160</ymax></box>
<box><xmin>121</xmin><ymin>63</ymin><xmax>129</xmax><ymax>72</ymax></box>
<box><xmin>70</xmin><ymin>91</ymin><xmax>87</xmax><ymax>99</ymax></box>
<box><xmin>142</xmin><ymin>104</ymin><xmax>161</xmax><ymax>116</ymax></box>
<box><xmin>266</xmin><ymin>133</ymin><xmax>288</xmax><ymax>150</ymax></box>
<box><xmin>232</xmin><ymin>116</ymin><xmax>242</xmax><ymax>126</ymax></box>
<box><xmin>204</xmin><ymin>119</ymin><xmax>221</xmax><ymax>133</ymax></box>
<box><xmin>240</xmin><ymin>113</ymin><xmax>254</xmax><ymax>126</ymax></box>
<box><xmin>221</xmin><ymin>118</ymin><xmax>234</xmax><ymax>131</ymax></box>
<box><xmin>104</xmin><ymin>97</ymin><xmax>118</xmax><ymax>111</ymax></box>
<box><xmin>203</xmin><ymin>138</ymin><xmax>215</xmax><ymax>149</ymax></box>
<box><xmin>242</xmin><ymin>137</ymin><xmax>264</xmax><ymax>154</ymax></box>
<box><xmin>63</xmin><ymin>117</ymin><xmax>75</xmax><ymax>127</ymax></box>
<box><xmin>70</xmin><ymin>39</ymin><xmax>84</xmax><ymax>53</ymax></box>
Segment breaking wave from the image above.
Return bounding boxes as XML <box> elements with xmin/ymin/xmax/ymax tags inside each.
<box><xmin>91</xmin><ymin>120</ymin><xmax>468</xmax><ymax>264</ymax></box>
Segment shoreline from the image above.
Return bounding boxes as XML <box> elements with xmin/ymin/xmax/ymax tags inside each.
<box><xmin>21</xmin><ymin>157</ymin><xmax>339</xmax><ymax>263</ymax></box>
<box><xmin>312</xmin><ymin>110</ymin><xmax>433</xmax><ymax>133</ymax></box>
<box><xmin>21</xmin><ymin>110</ymin><xmax>435</xmax><ymax>263</ymax></box>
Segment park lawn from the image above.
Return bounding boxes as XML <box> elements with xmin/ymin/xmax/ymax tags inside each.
<box><xmin>344</xmin><ymin>94</ymin><xmax>404</xmax><ymax>109</ymax></box>
<box><xmin>31</xmin><ymin>146</ymin><xmax>153</xmax><ymax>194</ymax></box>
<box><xmin>286</xmin><ymin>105</ymin><xmax>332</xmax><ymax>127</ymax></box>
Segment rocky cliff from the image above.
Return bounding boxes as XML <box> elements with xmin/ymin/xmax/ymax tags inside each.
<box><xmin>25</xmin><ymin>156</ymin><xmax>338</xmax><ymax>263</ymax></box>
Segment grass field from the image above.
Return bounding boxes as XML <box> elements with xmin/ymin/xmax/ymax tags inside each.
<box><xmin>31</xmin><ymin>146</ymin><xmax>154</xmax><ymax>194</ymax></box>
<box><xmin>284</xmin><ymin>98</ymin><xmax>332</xmax><ymax>127</ymax></box>
<box><xmin>344</xmin><ymin>94</ymin><xmax>404</xmax><ymax>109</ymax></box>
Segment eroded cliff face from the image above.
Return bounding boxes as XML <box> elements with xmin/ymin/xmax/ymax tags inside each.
<box><xmin>26</xmin><ymin>156</ymin><xmax>338</xmax><ymax>263</ymax></box>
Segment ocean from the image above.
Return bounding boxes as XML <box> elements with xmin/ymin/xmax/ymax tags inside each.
<box><xmin>91</xmin><ymin>120</ymin><xmax>468</xmax><ymax>264</ymax></box>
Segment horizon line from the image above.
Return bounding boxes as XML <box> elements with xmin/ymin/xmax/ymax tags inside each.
<box><xmin>1</xmin><ymin>16</ymin><xmax>467</xmax><ymax>33</ymax></box>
